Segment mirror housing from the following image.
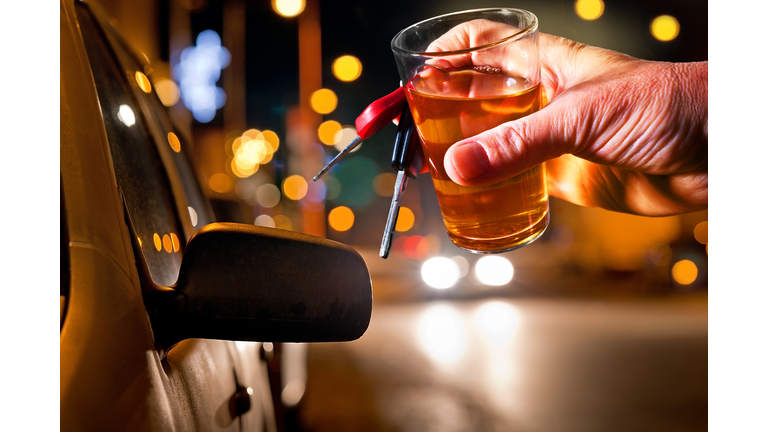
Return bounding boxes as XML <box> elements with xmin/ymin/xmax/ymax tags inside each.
<box><xmin>148</xmin><ymin>223</ymin><xmax>372</xmax><ymax>347</ymax></box>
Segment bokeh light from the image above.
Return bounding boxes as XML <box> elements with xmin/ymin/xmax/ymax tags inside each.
<box><xmin>188</xmin><ymin>206</ymin><xmax>199</xmax><ymax>227</ymax></box>
<box><xmin>153</xmin><ymin>233</ymin><xmax>162</xmax><ymax>251</ymax></box>
<box><xmin>651</xmin><ymin>15</ymin><xmax>680</xmax><ymax>41</ymax></box>
<box><xmin>332</xmin><ymin>55</ymin><xmax>363</xmax><ymax>82</ymax></box>
<box><xmin>333</xmin><ymin>127</ymin><xmax>359</xmax><ymax>152</ymax></box>
<box><xmin>155</xmin><ymin>78</ymin><xmax>180</xmax><ymax>106</ymax></box>
<box><xmin>404</xmin><ymin>235</ymin><xmax>430</xmax><ymax>259</ymax></box>
<box><xmin>421</xmin><ymin>257</ymin><xmax>460</xmax><ymax>289</ymax></box>
<box><xmin>170</xmin><ymin>233</ymin><xmax>180</xmax><ymax>252</ymax></box>
<box><xmin>273</xmin><ymin>215</ymin><xmax>293</xmax><ymax>230</ymax></box>
<box><xmin>574</xmin><ymin>0</ymin><xmax>604</xmax><ymax>20</ymax></box>
<box><xmin>310</xmin><ymin>88</ymin><xmax>338</xmax><ymax>114</ymax></box>
<box><xmin>318</xmin><ymin>120</ymin><xmax>342</xmax><ymax>145</ymax></box>
<box><xmin>304</xmin><ymin>179</ymin><xmax>327</xmax><ymax>203</ymax></box>
<box><xmin>475</xmin><ymin>256</ymin><xmax>514</xmax><ymax>286</ymax></box>
<box><xmin>118</xmin><ymin>104</ymin><xmax>136</xmax><ymax>127</ymax></box>
<box><xmin>256</xmin><ymin>184</ymin><xmax>281</xmax><ymax>208</ymax></box>
<box><xmin>262</xmin><ymin>130</ymin><xmax>280</xmax><ymax>153</ymax></box>
<box><xmin>282</xmin><ymin>175</ymin><xmax>308</xmax><ymax>200</ymax></box>
<box><xmin>135</xmin><ymin>71</ymin><xmax>152</xmax><ymax>93</ymax></box>
<box><xmin>693</xmin><ymin>221</ymin><xmax>708</xmax><ymax>245</ymax></box>
<box><xmin>231</xmin><ymin>129</ymin><xmax>275</xmax><ymax>178</ymax></box>
<box><xmin>417</xmin><ymin>305</ymin><xmax>466</xmax><ymax>364</ymax></box>
<box><xmin>254</xmin><ymin>214</ymin><xmax>276</xmax><ymax>228</ymax></box>
<box><xmin>163</xmin><ymin>234</ymin><xmax>172</xmax><ymax>253</ymax></box>
<box><xmin>672</xmin><ymin>259</ymin><xmax>698</xmax><ymax>285</ymax></box>
<box><xmin>328</xmin><ymin>206</ymin><xmax>355</xmax><ymax>232</ymax></box>
<box><xmin>209</xmin><ymin>173</ymin><xmax>232</xmax><ymax>193</ymax></box>
<box><xmin>395</xmin><ymin>207</ymin><xmax>415</xmax><ymax>232</ymax></box>
<box><xmin>451</xmin><ymin>255</ymin><xmax>470</xmax><ymax>278</ymax></box>
<box><xmin>272</xmin><ymin>0</ymin><xmax>305</xmax><ymax>17</ymax></box>
<box><xmin>167</xmin><ymin>132</ymin><xmax>181</xmax><ymax>153</ymax></box>
<box><xmin>174</xmin><ymin>30</ymin><xmax>230</xmax><ymax>122</ymax></box>
<box><xmin>474</xmin><ymin>301</ymin><xmax>520</xmax><ymax>343</ymax></box>
<box><xmin>373</xmin><ymin>172</ymin><xmax>397</xmax><ymax>197</ymax></box>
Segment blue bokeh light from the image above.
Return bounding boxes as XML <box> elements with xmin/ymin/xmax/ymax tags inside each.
<box><xmin>174</xmin><ymin>30</ymin><xmax>231</xmax><ymax>123</ymax></box>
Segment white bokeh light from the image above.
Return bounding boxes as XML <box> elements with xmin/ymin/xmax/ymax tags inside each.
<box><xmin>474</xmin><ymin>301</ymin><xmax>520</xmax><ymax>343</ymax></box>
<box><xmin>187</xmin><ymin>206</ymin><xmax>199</xmax><ymax>227</ymax></box>
<box><xmin>417</xmin><ymin>304</ymin><xmax>466</xmax><ymax>364</ymax></box>
<box><xmin>117</xmin><ymin>104</ymin><xmax>135</xmax><ymax>127</ymax></box>
<box><xmin>475</xmin><ymin>256</ymin><xmax>514</xmax><ymax>286</ymax></box>
<box><xmin>254</xmin><ymin>214</ymin><xmax>276</xmax><ymax>228</ymax></box>
<box><xmin>333</xmin><ymin>127</ymin><xmax>361</xmax><ymax>152</ymax></box>
<box><xmin>421</xmin><ymin>257</ymin><xmax>459</xmax><ymax>289</ymax></box>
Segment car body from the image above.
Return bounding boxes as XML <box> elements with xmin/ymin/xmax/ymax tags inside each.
<box><xmin>60</xmin><ymin>1</ymin><xmax>372</xmax><ymax>430</ymax></box>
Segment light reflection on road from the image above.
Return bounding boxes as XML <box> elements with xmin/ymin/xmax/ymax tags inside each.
<box><xmin>299</xmin><ymin>296</ymin><xmax>708</xmax><ymax>432</ymax></box>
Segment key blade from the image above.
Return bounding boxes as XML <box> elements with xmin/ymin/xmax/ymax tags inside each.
<box><xmin>379</xmin><ymin>170</ymin><xmax>409</xmax><ymax>259</ymax></box>
<box><xmin>313</xmin><ymin>135</ymin><xmax>363</xmax><ymax>182</ymax></box>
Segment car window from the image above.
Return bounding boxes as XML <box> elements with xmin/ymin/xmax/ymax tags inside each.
<box><xmin>76</xmin><ymin>4</ymin><xmax>183</xmax><ymax>287</ymax></box>
<box><xmin>93</xmin><ymin>4</ymin><xmax>216</xmax><ymax>239</ymax></box>
<box><xmin>128</xmin><ymin>63</ymin><xmax>216</xmax><ymax>236</ymax></box>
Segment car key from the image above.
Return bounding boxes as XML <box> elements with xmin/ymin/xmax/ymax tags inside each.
<box><xmin>379</xmin><ymin>102</ymin><xmax>423</xmax><ymax>259</ymax></box>
<box><xmin>313</xmin><ymin>87</ymin><xmax>406</xmax><ymax>181</ymax></box>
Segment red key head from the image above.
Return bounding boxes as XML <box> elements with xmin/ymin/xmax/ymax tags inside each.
<box><xmin>354</xmin><ymin>87</ymin><xmax>406</xmax><ymax>140</ymax></box>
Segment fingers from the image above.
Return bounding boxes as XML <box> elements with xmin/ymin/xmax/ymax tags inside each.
<box><xmin>444</xmin><ymin>96</ymin><xmax>576</xmax><ymax>187</ymax></box>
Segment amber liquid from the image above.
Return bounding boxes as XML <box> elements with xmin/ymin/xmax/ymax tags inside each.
<box><xmin>406</xmin><ymin>67</ymin><xmax>549</xmax><ymax>253</ymax></box>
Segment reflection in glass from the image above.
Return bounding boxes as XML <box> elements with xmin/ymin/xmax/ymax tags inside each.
<box><xmin>135</xmin><ymin>71</ymin><xmax>152</xmax><ymax>93</ymax></box>
<box><xmin>171</xmin><ymin>233</ymin><xmax>180</xmax><ymax>252</ymax></box>
<box><xmin>167</xmin><ymin>132</ymin><xmax>181</xmax><ymax>153</ymax></box>
<box><xmin>117</xmin><ymin>104</ymin><xmax>136</xmax><ymax>127</ymax></box>
<box><xmin>188</xmin><ymin>206</ymin><xmax>199</xmax><ymax>227</ymax></box>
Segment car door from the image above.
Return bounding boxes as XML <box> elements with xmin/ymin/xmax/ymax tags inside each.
<box><xmin>61</xmin><ymin>1</ymin><xmax>274</xmax><ymax>430</ymax></box>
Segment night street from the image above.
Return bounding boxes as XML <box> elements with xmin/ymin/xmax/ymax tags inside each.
<box><xmin>298</xmin><ymin>293</ymin><xmax>707</xmax><ymax>432</ymax></box>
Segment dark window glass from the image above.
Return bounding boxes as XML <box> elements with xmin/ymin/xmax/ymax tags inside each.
<box><xmin>99</xmin><ymin>14</ymin><xmax>216</xmax><ymax>237</ymax></box>
<box><xmin>76</xmin><ymin>4</ymin><xmax>182</xmax><ymax>287</ymax></box>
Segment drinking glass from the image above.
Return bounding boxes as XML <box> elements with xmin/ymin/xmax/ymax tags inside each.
<box><xmin>391</xmin><ymin>8</ymin><xmax>549</xmax><ymax>253</ymax></box>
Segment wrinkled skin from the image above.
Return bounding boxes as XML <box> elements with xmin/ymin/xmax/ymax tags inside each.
<box><xmin>414</xmin><ymin>21</ymin><xmax>708</xmax><ymax>216</ymax></box>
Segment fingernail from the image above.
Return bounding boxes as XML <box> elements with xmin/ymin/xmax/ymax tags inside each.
<box><xmin>451</xmin><ymin>142</ymin><xmax>489</xmax><ymax>180</ymax></box>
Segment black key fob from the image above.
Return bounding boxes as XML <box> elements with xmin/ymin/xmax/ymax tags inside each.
<box><xmin>391</xmin><ymin>103</ymin><xmax>424</xmax><ymax>179</ymax></box>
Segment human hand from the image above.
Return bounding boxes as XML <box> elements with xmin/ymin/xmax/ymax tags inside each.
<box><xmin>434</xmin><ymin>29</ymin><xmax>707</xmax><ymax>216</ymax></box>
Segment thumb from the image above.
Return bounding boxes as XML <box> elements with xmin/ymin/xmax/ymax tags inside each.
<box><xmin>444</xmin><ymin>98</ymin><xmax>576</xmax><ymax>187</ymax></box>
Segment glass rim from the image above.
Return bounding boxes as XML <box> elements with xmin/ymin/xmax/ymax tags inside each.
<box><xmin>391</xmin><ymin>8</ymin><xmax>538</xmax><ymax>57</ymax></box>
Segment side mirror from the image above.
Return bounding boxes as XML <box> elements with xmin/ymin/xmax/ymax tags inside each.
<box><xmin>148</xmin><ymin>223</ymin><xmax>372</xmax><ymax>347</ymax></box>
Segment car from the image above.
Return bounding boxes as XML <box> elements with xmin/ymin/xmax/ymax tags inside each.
<box><xmin>60</xmin><ymin>0</ymin><xmax>373</xmax><ymax>430</ymax></box>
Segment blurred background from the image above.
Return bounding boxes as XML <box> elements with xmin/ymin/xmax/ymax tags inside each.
<box><xmin>98</xmin><ymin>0</ymin><xmax>707</xmax><ymax>430</ymax></box>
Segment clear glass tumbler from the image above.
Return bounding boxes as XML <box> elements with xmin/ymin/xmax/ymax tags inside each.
<box><xmin>391</xmin><ymin>8</ymin><xmax>549</xmax><ymax>253</ymax></box>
